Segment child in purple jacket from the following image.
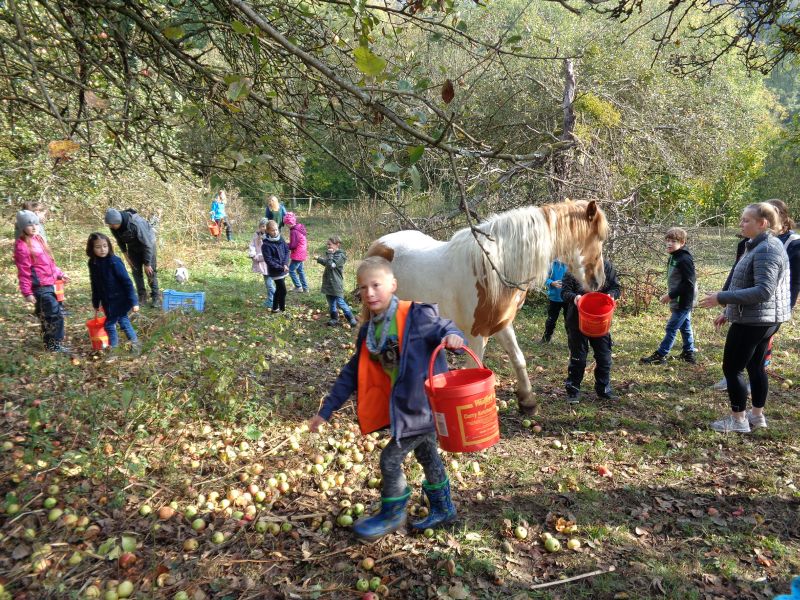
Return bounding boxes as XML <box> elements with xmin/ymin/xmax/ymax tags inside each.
<box><xmin>284</xmin><ymin>212</ymin><xmax>309</xmax><ymax>293</ymax></box>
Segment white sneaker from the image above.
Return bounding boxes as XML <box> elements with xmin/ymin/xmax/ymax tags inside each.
<box><xmin>712</xmin><ymin>377</ymin><xmax>727</xmax><ymax>391</ymax></box>
<box><xmin>710</xmin><ymin>414</ymin><xmax>750</xmax><ymax>433</ymax></box>
<box><xmin>746</xmin><ymin>410</ymin><xmax>767</xmax><ymax>429</ymax></box>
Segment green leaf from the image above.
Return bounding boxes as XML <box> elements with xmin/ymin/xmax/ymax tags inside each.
<box><xmin>226</xmin><ymin>78</ymin><xmax>252</xmax><ymax>102</ymax></box>
<box><xmin>409</xmin><ymin>165</ymin><xmax>421</xmax><ymax>191</ymax></box>
<box><xmin>231</xmin><ymin>20</ymin><xmax>250</xmax><ymax>35</ymax></box>
<box><xmin>383</xmin><ymin>162</ymin><xmax>401</xmax><ymax>173</ymax></box>
<box><xmin>245</xmin><ymin>425</ymin><xmax>263</xmax><ymax>441</ymax></box>
<box><xmin>506</xmin><ymin>34</ymin><xmax>522</xmax><ymax>44</ymax></box>
<box><xmin>353</xmin><ymin>46</ymin><xmax>387</xmax><ymax>76</ymax></box>
<box><xmin>456</xmin><ymin>21</ymin><xmax>468</xmax><ymax>33</ymax></box>
<box><xmin>162</xmin><ymin>26</ymin><xmax>184</xmax><ymax>41</ymax></box>
<box><xmin>408</xmin><ymin>145</ymin><xmax>424</xmax><ymax>164</ymax></box>
<box><xmin>398</xmin><ymin>80</ymin><xmax>413</xmax><ymax>92</ymax></box>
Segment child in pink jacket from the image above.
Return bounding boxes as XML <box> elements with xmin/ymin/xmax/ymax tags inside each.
<box><xmin>284</xmin><ymin>212</ymin><xmax>309</xmax><ymax>293</ymax></box>
<box><xmin>13</xmin><ymin>210</ymin><xmax>69</xmax><ymax>352</ymax></box>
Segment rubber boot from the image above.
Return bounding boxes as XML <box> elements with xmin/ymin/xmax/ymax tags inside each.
<box><xmin>410</xmin><ymin>478</ymin><xmax>457</xmax><ymax>532</ymax></box>
<box><xmin>352</xmin><ymin>488</ymin><xmax>411</xmax><ymax>542</ymax></box>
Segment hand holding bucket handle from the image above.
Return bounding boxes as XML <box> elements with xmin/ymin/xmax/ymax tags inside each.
<box><xmin>427</xmin><ymin>342</ymin><xmax>482</xmax><ymax>393</ymax></box>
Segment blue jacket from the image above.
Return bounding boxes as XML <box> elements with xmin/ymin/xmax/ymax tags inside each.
<box><xmin>319</xmin><ymin>302</ymin><xmax>465</xmax><ymax>441</ymax></box>
<box><xmin>88</xmin><ymin>255</ymin><xmax>138</xmax><ymax>318</ymax></box>
<box><xmin>210</xmin><ymin>200</ymin><xmax>226</xmax><ymax>221</ymax></box>
<box><xmin>261</xmin><ymin>236</ymin><xmax>290</xmax><ymax>278</ymax></box>
<box><xmin>545</xmin><ymin>261</ymin><xmax>568</xmax><ymax>301</ymax></box>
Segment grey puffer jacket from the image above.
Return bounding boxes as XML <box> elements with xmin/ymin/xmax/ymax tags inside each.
<box><xmin>718</xmin><ymin>232</ymin><xmax>790</xmax><ymax>325</ymax></box>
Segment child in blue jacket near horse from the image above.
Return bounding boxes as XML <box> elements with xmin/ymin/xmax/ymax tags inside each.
<box><xmin>309</xmin><ymin>256</ymin><xmax>465</xmax><ymax>542</ymax></box>
<box><xmin>87</xmin><ymin>232</ymin><xmax>140</xmax><ymax>352</ymax></box>
<box><xmin>541</xmin><ymin>260</ymin><xmax>568</xmax><ymax>343</ymax></box>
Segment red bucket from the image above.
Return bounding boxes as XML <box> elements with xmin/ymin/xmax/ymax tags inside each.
<box><xmin>424</xmin><ymin>343</ymin><xmax>499</xmax><ymax>453</ymax></box>
<box><xmin>54</xmin><ymin>279</ymin><xmax>65</xmax><ymax>302</ymax></box>
<box><xmin>86</xmin><ymin>313</ymin><xmax>109</xmax><ymax>350</ymax></box>
<box><xmin>577</xmin><ymin>292</ymin><xmax>616</xmax><ymax>337</ymax></box>
<box><xmin>208</xmin><ymin>221</ymin><xmax>220</xmax><ymax>237</ymax></box>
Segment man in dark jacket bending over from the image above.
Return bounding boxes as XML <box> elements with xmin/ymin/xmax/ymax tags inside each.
<box><xmin>105</xmin><ymin>208</ymin><xmax>160</xmax><ymax>308</ymax></box>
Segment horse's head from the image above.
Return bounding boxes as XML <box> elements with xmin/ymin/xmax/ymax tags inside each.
<box><xmin>555</xmin><ymin>199</ymin><xmax>607</xmax><ymax>291</ymax></box>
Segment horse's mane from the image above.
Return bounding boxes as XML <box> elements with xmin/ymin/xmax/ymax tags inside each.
<box><xmin>448</xmin><ymin>200</ymin><xmax>604</xmax><ymax>306</ymax></box>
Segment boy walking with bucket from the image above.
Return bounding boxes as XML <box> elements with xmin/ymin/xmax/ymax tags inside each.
<box><xmin>308</xmin><ymin>257</ymin><xmax>465</xmax><ymax>542</ymax></box>
<box><xmin>640</xmin><ymin>227</ymin><xmax>698</xmax><ymax>365</ymax></box>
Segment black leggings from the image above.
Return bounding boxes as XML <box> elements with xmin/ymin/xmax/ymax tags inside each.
<box><xmin>271</xmin><ymin>277</ymin><xmax>287</xmax><ymax>311</ymax></box>
<box><xmin>722</xmin><ymin>323</ymin><xmax>780</xmax><ymax>412</ymax></box>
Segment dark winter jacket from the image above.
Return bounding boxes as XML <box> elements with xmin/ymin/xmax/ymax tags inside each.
<box><xmin>88</xmin><ymin>255</ymin><xmax>138</xmax><ymax>318</ymax></box>
<box><xmin>318</xmin><ymin>302</ymin><xmax>465</xmax><ymax>441</ymax></box>
<box><xmin>561</xmin><ymin>261</ymin><xmax>621</xmax><ymax>331</ymax></box>
<box><xmin>109</xmin><ymin>210</ymin><xmax>156</xmax><ymax>265</ymax></box>
<box><xmin>666</xmin><ymin>247</ymin><xmax>697</xmax><ymax>311</ymax></box>
<box><xmin>718</xmin><ymin>232</ymin><xmax>790</xmax><ymax>325</ymax></box>
<box><xmin>777</xmin><ymin>230</ymin><xmax>800</xmax><ymax>308</ymax></box>
<box><xmin>317</xmin><ymin>249</ymin><xmax>347</xmax><ymax>296</ymax></box>
<box><xmin>261</xmin><ymin>236</ymin><xmax>290</xmax><ymax>278</ymax></box>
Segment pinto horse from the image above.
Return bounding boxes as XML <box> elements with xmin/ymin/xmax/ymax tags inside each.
<box><xmin>366</xmin><ymin>200</ymin><xmax>608</xmax><ymax>414</ymax></box>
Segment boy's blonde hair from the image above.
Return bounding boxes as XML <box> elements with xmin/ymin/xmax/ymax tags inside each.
<box><xmin>665</xmin><ymin>227</ymin><xmax>687</xmax><ymax>244</ymax></box>
<box><xmin>357</xmin><ymin>256</ymin><xmax>394</xmax><ymax>282</ymax></box>
<box><xmin>266</xmin><ymin>220</ymin><xmax>278</xmax><ymax>230</ymax></box>
<box><xmin>745</xmin><ymin>202</ymin><xmax>780</xmax><ymax>233</ymax></box>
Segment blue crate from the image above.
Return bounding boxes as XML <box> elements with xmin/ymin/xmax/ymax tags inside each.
<box><xmin>162</xmin><ymin>289</ymin><xmax>205</xmax><ymax>312</ymax></box>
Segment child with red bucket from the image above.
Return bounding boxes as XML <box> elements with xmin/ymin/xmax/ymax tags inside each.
<box><xmin>561</xmin><ymin>260</ymin><xmax>621</xmax><ymax>404</ymax></box>
<box><xmin>308</xmin><ymin>256</ymin><xmax>466</xmax><ymax>542</ymax></box>
<box><xmin>86</xmin><ymin>233</ymin><xmax>140</xmax><ymax>354</ymax></box>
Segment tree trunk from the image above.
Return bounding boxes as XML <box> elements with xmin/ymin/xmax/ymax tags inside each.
<box><xmin>551</xmin><ymin>59</ymin><xmax>576</xmax><ymax>199</ymax></box>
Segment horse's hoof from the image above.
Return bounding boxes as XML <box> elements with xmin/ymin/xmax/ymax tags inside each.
<box><xmin>518</xmin><ymin>403</ymin><xmax>538</xmax><ymax>416</ymax></box>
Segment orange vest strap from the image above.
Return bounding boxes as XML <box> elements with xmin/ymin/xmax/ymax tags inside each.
<box><xmin>356</xmin><ymin>301</ymin><xmax>412</xmax><ymax>435</ymax></box>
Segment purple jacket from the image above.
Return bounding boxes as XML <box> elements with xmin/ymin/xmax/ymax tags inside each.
<box><xmin>318</xmin><ymin>302</ymin><xmax>465</xmax><ymax>441</ymax></box>
<box><xmin>288</xmin><ymin>223</ymin><xmax>308</xmax><ymax>262</ymax></box>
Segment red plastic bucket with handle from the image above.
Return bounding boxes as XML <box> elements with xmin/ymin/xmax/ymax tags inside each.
<box><xmin>424</xmin><ymin>343</ymin><xmax>499</xmax><ymax>453</ymax></box>
<box><xmin>208</xmin><ymin>221</ymin><xmax>220</xmax><ymax>237</ymax></box>
<box><xmin>54</xmin><ymin>279</ymin><xmax>65</xmax><ymax>302</ymax></box>
<box><xmin>576</xmin><ymin>292</ymin><xmax>616</xmax><ymax>337</ymax></box>
<box><xmin>86</xmin><ymin>312</ymin><xmax>109</xmax><ymax>350</ymax></box>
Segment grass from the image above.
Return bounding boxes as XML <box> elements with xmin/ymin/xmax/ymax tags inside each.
<box><xmin>0</xmin><ymin>214</ymin><xmax>798</xmax><ymax>599</ymax></box>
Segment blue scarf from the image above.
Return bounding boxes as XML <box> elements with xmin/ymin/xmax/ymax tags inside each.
<box><xmin>366</xmin><ymin>295</ymin><xmax>399</xmax><ymax>355</ymax></box>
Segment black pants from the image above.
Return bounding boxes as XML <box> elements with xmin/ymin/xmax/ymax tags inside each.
<box><xmin>272</xmin><ymin>277</ymin><xmax>287</xmax><ymax>311</ymax></box>
<box><xmin>34</xmin><ymin>286</ymin><xmax>65</xmax><ymax>350</ymax></box>
<box><xmin>215</xmin><ymin>218</ymin><xmax>232</xmax><ymax>241</ymax></box>
<box><xmin>127</xmin><ymin>247</ymin><xmax>159</xmax><ymax>303</ymax></box>
<box><xmin>565</xmin><ymin>324</ymin><xmax>612</xmax><ymax>395</ymax></box>
<box><xmin>722</xmin><ymin>323</ymin><xmax>780</xmax><ymax>412</ymax></box>
<box><xmin>543</xmin><ymin>300</ymin><xmax>567</xmax><ymax>340</ymax></box>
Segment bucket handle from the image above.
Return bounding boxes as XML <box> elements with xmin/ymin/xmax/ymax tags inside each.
<box><xmin>427</xmin><ymin>342</ymin><xmax>483</xmax><ymax>391</ymax></box>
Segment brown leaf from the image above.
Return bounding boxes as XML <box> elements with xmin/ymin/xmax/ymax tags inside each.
<box><xmin>441</xmin><ymin>79</ymin><xmax>455</xmax><ymax>104</ymax></box>
<box><xmin>12</xmin><ymin>544</ymin><xmax>31</xmax><ymax>560</ymax></box>
<box><xmin>48</xmin><ymin>139</ymin><xmax>80</xmax><ymax>159</ymax></box>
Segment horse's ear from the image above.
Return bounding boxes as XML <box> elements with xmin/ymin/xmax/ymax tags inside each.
<box><xmin>586</xmin><ymin>200</ymin><xmax>598</xmax><ymax>221</ymax></box>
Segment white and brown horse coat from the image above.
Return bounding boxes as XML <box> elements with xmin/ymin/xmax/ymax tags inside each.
<box><xmin>366</xmin><ymin>200</ymin><xmax>608</xmax><ymax>412</ymax></box>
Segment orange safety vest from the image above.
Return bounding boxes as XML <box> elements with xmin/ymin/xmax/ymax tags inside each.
<box><xmin>356</xmin><ymin>300</ymin><xmax>411</xmax><ymax>435</ymax></box>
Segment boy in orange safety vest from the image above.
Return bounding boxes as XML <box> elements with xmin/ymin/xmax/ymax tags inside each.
<box><xmin>309</xmin><ymin>256</ymin><xmax>465</xmax><ymax>542</ymax></box>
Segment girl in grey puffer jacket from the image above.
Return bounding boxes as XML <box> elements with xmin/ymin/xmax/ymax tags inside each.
<box><xmin>699</xmin><ymin>202</ymin><xmax>790</xmax><ymax>434</ymax></box>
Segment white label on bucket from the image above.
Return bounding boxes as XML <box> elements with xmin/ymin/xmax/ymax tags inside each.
<box><xmin>435</xmin><ymin>412</ymin><xmax>449</xmax><ymax>437</ymax></box>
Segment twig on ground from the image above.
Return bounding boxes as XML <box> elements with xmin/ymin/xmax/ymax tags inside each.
<box><xmin>530</xmin><ymin>564</ymin><xmax>616</xmax><ymax>589</ymax></box>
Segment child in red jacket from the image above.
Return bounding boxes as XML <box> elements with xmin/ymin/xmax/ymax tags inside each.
<box><xmin>13</xmin><ymin>210</ymin><xmax>69</xmax><ymax>352</ymax></box>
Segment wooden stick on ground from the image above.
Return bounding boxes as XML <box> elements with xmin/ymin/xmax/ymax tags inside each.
<box><xmin>530</xmin><ymin>565</ymin><xmax>616</xmax><ymax>590</ymax></box>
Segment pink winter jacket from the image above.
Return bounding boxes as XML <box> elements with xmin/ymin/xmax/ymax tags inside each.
<box><xmin>14</xmin><ymin>236</ymin><xmax>64</xmax><ymax>297</ymax></box>
<box><xmin>249</xmin><ymin>231</ymin><xmax>269</xmax><ymax>276</ymax></box>
<box><xmin>288</xmin><ymin>223</ymin><xmax>308</xmax><ymax>262</ymax></box>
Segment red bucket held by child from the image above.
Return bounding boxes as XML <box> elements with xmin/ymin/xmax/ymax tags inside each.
<box><xmin>208</xmin><ymin>221</ymin><xmax>220</xmax><ymax>237</ymax></box>
<box><xmin>54</xmin><ymin>279</ymin><xmax>65</xmax><ymax>302</ymax></box>
<box><xmin>576</xmin><ymin>292</ymin><xmax>616</xmax><ymax>337</ymax></box>
<box><xmin>424</xmin><ymin>343</ymin><xmax>500</xmax><ymax>453</ymax></box>
<box><xmin>86</xmin><ymin>312</ymin><xmax>109</xmax><ymax>350</ymax></box>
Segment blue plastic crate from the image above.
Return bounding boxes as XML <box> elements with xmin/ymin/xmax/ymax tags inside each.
<box><xmin>162</xmin><ymin>289</ymin><xmax>205</xmax><ymax>312</ymax></box>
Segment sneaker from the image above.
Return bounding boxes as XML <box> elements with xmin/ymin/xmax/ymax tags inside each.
<box><xmin>327</xmin><ymin>319</ymin><xmax>339</xmax><ymax>326</ymax></box>
<box><xmin>567</xmin><ymin>391</ymin><xmax>580</xmax><ymax>405</ymax></box>
<box><xmin>712</xmin><ymin>377</ymin><xmax>727</xmax><ymax>391</ymax></box>
<box><xmin>640</xmin><ymin>351</ymin><xmax>667</xmax><ymax>365</ymax></box>
<box><xmin>291</xmin><ymin>287</ymin><xmax>303</xmax><ymax>293</ymax></box>
<box><xmin>130</xmin><ymin>341</ymin><xmax>142</xmax><ymax>356</ymax></box>
<box><xmin>679</xmin><ymin>350</ymin><xmax>697</xmax><ymax>364</ymax></box>
<box><xmin>348</xmin><ymin>318</ymin><xmax>358</xmax><ymax>327</ymax></box>
<box><xmin>746</xmin><ymin>410</ymin><xmax>767</xmax><ymax>429</ymax></box>
<box><xmin>710</xmin><ymin>414</ymin><xmax>750</xmax><ymax>433</ymax></box>
<box><xmin>597</xmin><ymin>390</ymin><xmax>619</xmax><ymax>401</ymax></box>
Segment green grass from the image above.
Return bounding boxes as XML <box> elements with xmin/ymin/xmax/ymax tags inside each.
<box><xmin>0</xmin><ymin>218</ymin><xmax>798</xmax><ymax>599</ymax></box>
